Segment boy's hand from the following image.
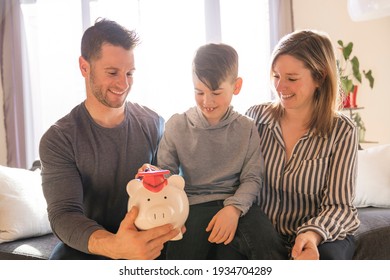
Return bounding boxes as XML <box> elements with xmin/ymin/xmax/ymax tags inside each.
<box><xmin>206</xmin><ymin>205</ymin><xmax>241</xmax><ymax>245</ymax></box>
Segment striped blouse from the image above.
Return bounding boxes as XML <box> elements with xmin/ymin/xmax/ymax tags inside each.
<box><xmin>246</xmin><ymin>103</ymin><xmax>360</xmax><ymax>245</ymax></box>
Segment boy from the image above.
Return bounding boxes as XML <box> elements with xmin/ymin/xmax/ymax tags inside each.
<box><xmin>157</xmin><ymin>43</ymin><xmax>286</xmax><ymax>259</ymax></box>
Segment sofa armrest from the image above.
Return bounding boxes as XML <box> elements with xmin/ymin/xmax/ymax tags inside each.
<box><xmin>354</xmin><ymin>207</ymin><xmax>390</xmax><ymax>259</ymax></box>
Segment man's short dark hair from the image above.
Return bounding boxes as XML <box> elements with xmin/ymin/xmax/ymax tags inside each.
<box><xmin>81</xmin><ymin>18</ymin><xmax>140</xmax><ymax>62</ymax></box>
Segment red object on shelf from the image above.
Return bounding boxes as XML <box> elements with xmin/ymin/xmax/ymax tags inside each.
<box><xmin>342</xmin><ymin>85</ymin><xmax>359</xmax><ymax>109</ymax></box>
<box><xmin>350</xmin><ymin>85</ymin><xmax>359</xmax><ymax>108</ymax></box>
<box><xmin>343</xmin><ymin>93</ymin><xmax>351</xmax><ymax>108</ymax></box>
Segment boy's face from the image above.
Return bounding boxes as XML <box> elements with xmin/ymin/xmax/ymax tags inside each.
<box><xmin>193</xmin><ymin>75</ymin><xmax>242</xmax><ymax>125</ymax></box>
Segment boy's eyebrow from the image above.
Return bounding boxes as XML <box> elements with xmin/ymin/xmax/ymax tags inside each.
<box><xmin>194</xmin><ymin>87</ymin><xmax>224</xmax><ymax>92</ymax></box>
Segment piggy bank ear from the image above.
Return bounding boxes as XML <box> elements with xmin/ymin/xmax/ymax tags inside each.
<box><xmin>167</xmin><ymin>175</ymin><xmax>185</xmax><ymax>190</ymax></box>
<box><xmin>126</xmin><ymin>179</ymin><xmax>143</xmax><ymax>196</ymax></box>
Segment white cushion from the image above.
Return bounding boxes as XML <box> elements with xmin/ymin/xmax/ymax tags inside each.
<box><xmin>0</xmin><ymin>165</ymin><xmax>51</xmax><ymax>243</ymax></box>
<box><xmin>353</xmin><ymin>144</ymin><xmax>390</xmax><ymax>208</ymax></box>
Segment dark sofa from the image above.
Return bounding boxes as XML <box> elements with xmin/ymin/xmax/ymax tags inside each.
<box><xmin>354</xmin><ymin>207</ymin><xmax>390</xmax><ymax>259</ymax></box>
<box><xmin>0</xmin><ymin>233</ymin><xmax>59</xmax><ymax>260</ymax></box>
<box><xmin>0</xmin><ymin>160</ymin><xmax>60</xmax><ymax>259</ymax></box>
<box><xmin>1</xmin><ymin>158</ymin><xmax>389</xmax><ymax>260</ymax></box>
<box><xmin>1</xmin><ymin>207</ymin><xmax>389</xmax><ymax>260</ymax></box>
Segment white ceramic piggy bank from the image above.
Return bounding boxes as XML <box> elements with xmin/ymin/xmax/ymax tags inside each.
<box><xmin>126</xmin><ymin>170</ymin><xmax>189</xmax><ymax>240</ymax></box>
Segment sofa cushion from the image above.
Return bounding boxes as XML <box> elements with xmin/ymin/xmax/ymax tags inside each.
<box><xmin>354</xmin><ymin>144</ymin><xmax>390</xmax><ymax>208</ymax></box>
<box><xmin>354</xmin><ymin>207</ymin><xmax>390</xmax><ymax>260</ymax></box>
<box><xmin>0</xmin><ymin>233</ymin><xmax>59</xmax><ymax>260</ymax></box>
<box><xmin>0</xmin><ymin>165</ymin><xmax>52</xmax><ymax>244</ymax></box>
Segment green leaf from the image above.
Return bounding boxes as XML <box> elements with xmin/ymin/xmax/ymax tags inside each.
<box><xmin>341</xmin><ymin>77</ymin><xmax>354</xmax><ymax>93</ymax></box>
<box><xmin>363</xmin><ymin>70</ymin><xmax>375</xmax><ymax>89</ymax></box>
<box><xmin>352</xmin><ymin>112</ymin><xmax>366</xmax><ymax>131</ymax></box>
<box><xmin>350</xmin><ymin>56</ymin><xmax>362</xmax><ymax>83</ymax></box>
<box><xmin>337</xmin><ymin>39</ymin><xmax>375</xmax><ymax>91</ymax></box>
<box><xmin>343</xmin><ymin>42</ymin><xmax>353</xmax><ymax>61</ymax></box>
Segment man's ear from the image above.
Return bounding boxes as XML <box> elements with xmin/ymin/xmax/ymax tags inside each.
<box><xmin>233</xmin><ymin>77</ymin><xmax>243</xmax><ymax>95</ymax></box>
<box><xmin>79</xmin><ymin>56</ymin><xmax>89</xmax><ymax>77</ymax></box>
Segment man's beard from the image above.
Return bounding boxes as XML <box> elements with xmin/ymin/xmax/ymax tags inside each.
<box><xmin>89</xmin><ymin>71</ymin><xmax>127</xmax><ymax>108</ymax></box>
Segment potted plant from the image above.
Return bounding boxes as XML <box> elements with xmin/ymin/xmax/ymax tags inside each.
<box><xmin>352</xmin><ymin>112</ymin><xmax>366</xmax><ymax>142</ymax></box>
<box><xmin>337</xmin><ymin>40</ymin><xmax>375</xmax><ymax>108</ymax></box>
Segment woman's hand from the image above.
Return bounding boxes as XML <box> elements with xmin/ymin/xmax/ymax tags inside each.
<box><xmin>291</xmin><ymin>231</ymin><xmax>322</xmax><ymax>260</ymax></box>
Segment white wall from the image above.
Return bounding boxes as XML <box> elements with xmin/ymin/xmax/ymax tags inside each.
<box><xmin>1</xmin><ymin>0</ymin><xmax>389</xmax><ymax>166</ymax></box>
<box><xmin>293</xmin><ymin>0</ymin><xmax>390</xmax><ymax>146</ymax></box>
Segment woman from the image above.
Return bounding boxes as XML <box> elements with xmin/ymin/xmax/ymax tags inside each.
<box><xmin>246</xmin><ymin>30</ymin><xmax>360</xmax><ymax>260</ymax></box>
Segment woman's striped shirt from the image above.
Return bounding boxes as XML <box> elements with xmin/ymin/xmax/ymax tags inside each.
<box><xmin>246</xmin><ymin>103</ymin><xmax>360</xmax><ymax>244</ymax></box>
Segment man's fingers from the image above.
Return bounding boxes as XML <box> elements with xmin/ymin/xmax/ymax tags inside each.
<box><xmin>120</xmin><ymin>207</ymin><xmax>139</xmax><ymax>231</ymax></box>
<box><xmin>142</xmin><ymin>224</ymin><xmax>177</xmax><ymax>243</ymax></box>
<box><xmin>142</xmin><ymin>225</ymin><xmax>180</xmax><ymax>257</ymax></box>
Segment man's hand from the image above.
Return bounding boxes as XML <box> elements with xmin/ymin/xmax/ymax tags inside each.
<box><xmin>88</xmin><ymin>206</ymin><xmax>180</xmax><ymax>259</ymax></box>
<box><xmin>291</xmin><ymin>231</ymin><xmax>322</xmax><ymax>260</ymax></box>
<box><xmin>206</xmin><ymin>205</ymin><xmax>241</xmax><ymax>245</ymax></box>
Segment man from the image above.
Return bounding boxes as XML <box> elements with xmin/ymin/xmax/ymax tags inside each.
<box><xmin>39</xmin><ymin>18</ymin><xmax>179</xmax><ymax>260</ymax></box>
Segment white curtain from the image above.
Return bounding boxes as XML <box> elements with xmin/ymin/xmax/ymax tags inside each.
<box><xmin>268</xmin><ymin>0</ymin><xmax>294</xmax><ymax>50</ymax></box>
<box><xmin>267</xmin><ymin>0</ymin><xmax>294</xmax><ymax>99</ymax></box>
<box><xmin>0</xmin><ymin>0</ymin><xmax>34</xmax><ymax>168</ymax></box>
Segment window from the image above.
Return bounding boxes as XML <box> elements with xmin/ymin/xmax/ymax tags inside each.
<box><xmin>21</xmin><ymin>0</ymin><xmax>85</xmax><ymax>165</ymax></box>
<box><xmin>20</xmin><ymin>0</ymin><xmax>271</xmax><ymax>161</ymax></box>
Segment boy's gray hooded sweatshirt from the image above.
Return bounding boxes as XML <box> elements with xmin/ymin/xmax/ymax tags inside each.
<box><xmin>157</xmin><ymin>106</ymin><xmax>264</xmax><ymax>215</ymax></box>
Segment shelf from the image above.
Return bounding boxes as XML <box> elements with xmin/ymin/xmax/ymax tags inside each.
<box><xmin>342</xmin><ymin>107</ymin><xmax>364</xmax><ymax>111</ymax></box>
<box><xmin>359</xmin><ymin>141</ymin><xmax>379</xmax><ymax>150</ymax></box>
<box><xmin>342</xmin><ymin>107</ymin><xmax>377</xmax><ymax>145</ymax></box>
<box><xmin>342</xmin><ymin>107</ymin><xmax>364</xmax><ymax>118</ymax></box>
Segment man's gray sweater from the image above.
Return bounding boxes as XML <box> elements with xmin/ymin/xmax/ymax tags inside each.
<box><xmin>39</xmin><ymin>102</ymin><xmax>164</xmax><ymax>254</ymax></box>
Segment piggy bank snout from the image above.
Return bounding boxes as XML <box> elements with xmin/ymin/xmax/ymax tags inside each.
<box><xmin>143</xmin><ymin>205</ymin><xmax>174</xmax><ymax>225</ymax></box>
<box><xmin>134</xmin><ymin>196</ymin><xmax>188</xmax><ymax>229</ymax></box>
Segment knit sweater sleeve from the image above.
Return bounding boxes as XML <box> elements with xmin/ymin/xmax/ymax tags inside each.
<box><xmin>156</xmin><ymin>115</ymin><xmax>181</xmax><ymax>175</ymax></box>
<box><xmin>39</xmin><ymin>125</ymin><xmax>102</xmax><ymax>254</ymax></box>
<box><xmin>223</xmin><ymin>123</ymin><xmax>264</xmax><ymax>215</ymax></box>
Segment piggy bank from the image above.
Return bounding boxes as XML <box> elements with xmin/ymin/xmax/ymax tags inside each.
<box><xmin>126</xmin><ymin>169</ymin><xmax>189</xmax><ymax>240</ymax></box>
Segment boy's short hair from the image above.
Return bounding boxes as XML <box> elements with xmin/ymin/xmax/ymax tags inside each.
<box><xmin>193</xmin><ymin>43</ymin><xmax>238</xmax><ymax>91</ymax></box>
<box><xmin>81</xmin><ymin>18</ymin><xmax>140</xmax><ymax>62</ymax></box>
